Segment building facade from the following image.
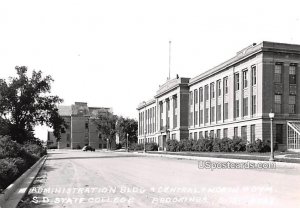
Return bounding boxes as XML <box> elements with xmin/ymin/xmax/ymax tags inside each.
<box><xmin>137</xmin><ymin>41</ymin><xmax>300</xmax><ymax>151</ymax></box>
<box><xmin>47</xmin><ymin>102</ymin><xmax>113</xmax><ymax>149</ymax></box>
<box><xmin>137</xmin><ymin>77</ymin><xmax>190</xmax><ymax>150</ymax></box>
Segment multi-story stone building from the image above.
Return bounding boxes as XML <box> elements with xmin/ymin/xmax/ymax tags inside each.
<box><xmin>137</xmin><ymin>41</ymin><xmax>300</xmax><ymax>151</ymax></box>
<box><xmin>47</xmin><ymin>102</ymin><xmax>113</xmax><ymax>149</ymax></box>
<box><xmin>137</xmin><ymin>77</ymin><xmax>190</xmax><ymax>150</ymax></box>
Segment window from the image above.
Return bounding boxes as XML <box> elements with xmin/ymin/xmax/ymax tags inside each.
<box><xmin>276</xmin><ymin>124</ymin><xmax>283</xmax><ymax>144</ymax></box>
<box><xmin>217</xmin><ymin>104</ymin><xmax>221</xmax><ymax>121</ymax></box>
<box><xmin>210</xmin><ymin>130</ymin><xmax>214</xmax><ymax>138</ymax></box>
<box><xmin>145</xmin><ymin>110</ymin><xmax>148</xmax><ymax>133</ymax></box>
<box><xmin>223</xmin><ymin>128</ymin><xmax>228</xmax><ymax>138</ymax></box>
<box><xmin>194</xmin><ymin>110</ymin><xmax>198</xmax><ymax>125</ymax></box>
<box><xmin>217</xmin><ymin>80</ymin><xmax>221</xmax><ymax>96</ymax></box>
<box><xmin>274</xmin><ymin>95</ymin><xmax>282</xmax><ymax>113</ymax></box>
<box><xmin>289</xmin><ymin>64</ymin><xmax>296</xmax><ymax>84</ymax></box>
<box><xmin>194</xmin><ymin>132</ymin><xmax>198</xmax><ymax>140</ymax></box>
<box><xmin>243</xmin><ymin>97</ymin><xmax>248</xmax><ymax>116</ymax></box>
<box><xmin>200</xmin><ymin>87</ymin><xmax>204</xmax><ymax>102</ymax></box>
<box><xmin>216</xmin><ymin>129</ymin><xmax>221</xmax><ymax>139</ymax></box>
<box><xmin>224</xmin><ymin>103</ymin><xmax>228</xmax><ymax>120</ymax></box>
<box><xmin>171</xmin><ymin>133</ymin><xmax>176</xmax><ymax>140</ymax></box>
<box><xmin>211</xmin><ymin>106</ymin><xmax>215</xmax><ymax>122</ymax></box>
<box><xmin>235</xmin><ymin>99</ymin><xmax>239</xmax><ymax>118</ymax></box>
<box><xmin>200</xmin><ymin>109</ymin><xmax>203</xmax><ymax>124</ymax></box>
<box><xmin>250</xmin><ymin>125</ymin><xmax>255</xmax><ymax>143</ymax></box>
<box><xmin>210</xmin><ymin>83</ymin><xmax>215</xmax><ymax>99</ymax></box>
<box><xmin>243</xmin><ymin>70</ymin><xmax>248</xmax><ymax>89</ymax></box>
<box><xmin>289</xmin><ymin>95</ymin><xmax>296</xmax><ymax>114</ymax></box>
<box><xmin>224</xmin><ymin>77</ymin><xmax>228</xmax><ymax>94</ymax></box>
<box><xmin>173</xmin><ymin>97</ymin><xmax>177</xmax><ymax>109</ymax></box>
<box><xmin>234</xmin><ymin>127</ymin><xmax>238</xmax><ymax>138</ymax></box>
<box><xmin>274</xmin><ymin>63</ymin><xmax>282</xmax><ymax>83</ymax></box>
<box><xmin>252</xmin><ymin>95</ymin><xmax>256</xmax><ymax>115</ymax></box>
<box><xmin>173</xmin><ymin>98</ymin><xmax>177</xmax><ymax>128</ymax></box>
<box><xmin>154</xmin><ymin>107</ymin><xmax>156</xmax><ymax>132</ymax></box>
<box><xmin>205</xmin><ymin>131</ymin><xmax>208</xmax><ymax>138</ymax></box>
<box><xmin>235</xmin><ymin>73</ymin><xmax>240</xmax><ymax>91</ymax></box>
<box><xmin>199</xmin><ymin>131</ymin><xmax>203</xmax><ymax>139</ymax></box>
<box><xmin>166</xmin><ymin>102</ymin><xmax>170</xmax><ymax>128</ymax></box>
<box><xmin>150</xmin><ymin>108</ymin><xmax>152</xmax><ymax>133</ymax></box>
<box><xmin>241</xmin><ymin>126</ymin><xmax>247</xmax><ymax>140</ymax></box>
<box><xmin>205</xmin><ymin>85</ymin><xmax>209</xmax><ymax>101</ymax></box>
<box><xmin>160</xmin><ymin>103</ymin><xmax>163</xmax><ymax>130</ymax></box>
<box><xmin>290</xmin><ymin>85</ymin><xmax>297</xmax><ymax>95</ymax></box>
<box><xmin>85</xmin><ymin>122</ymin><xmax>89</xmax><ymax>129</ymax></box>
<box><xmin>189</xmin><ymin>91</ymin><xmax>193</xmax><ymax>105</ymax></box>
<box><xmin>251</xmin><ymin>66</ymin><xmax>256</xmax><ymax>86</ymax></box>
<box><xmin>189</xmin><ymin>92</ymin><xmax>193</xmax><ymax>126</ymax></box>
<box><xmin>194</xmin><ymin>89</ymin><xmax>198</xmax><ymax>104</ymax></box>
<box><xmin>67</xmin><ymin>144</ymin><xmax>70</xmax><ymax>147</ymax></box>
<box><xmin>189</xmin><ymin>133</ymin><xmax>193</xmax><ymax>139</ymax></box>
<box><xmin>204</xmin><ymin>108</ymin><xmax>209</xmax><ymax>123</ymax></box>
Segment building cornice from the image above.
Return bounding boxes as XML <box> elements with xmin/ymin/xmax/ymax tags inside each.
<box><xmin>155</xmin><ymin>77</ymin><xmax>190</xmax><ymax>98</ymax></box>
<box><xmin>189</xmin><ymin>41</ymin><xmax>300</xmax><ymax>86</ymax></box>
<box><xmin>137</xmin><ymin>98</ymin><xmax>156</xmax><ymax>110</ymax></box>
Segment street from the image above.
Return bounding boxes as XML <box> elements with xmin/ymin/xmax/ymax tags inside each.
<box><xmin>18</xmin><ymin>150</ymin><xmax>300</xmax><ymax>208</ymax></box>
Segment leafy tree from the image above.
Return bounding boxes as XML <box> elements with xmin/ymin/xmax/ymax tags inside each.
<box><xmin>0</xmin><ymin>66</ymin><xmax>66</xmax><ymax>143</ymax></box>
<box><xmin>94</xmin><ymin>111</ymin><xmax>118</xmax><ymax>149</ymax></box>
<box><xmin>116</xmin><ymin>116</ymin><xmax>138</xmax><ymax>146</ymax></box>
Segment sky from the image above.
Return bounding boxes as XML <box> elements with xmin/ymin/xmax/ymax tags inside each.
<box><xmin>1</xmin><ymin>0</ymin><xmax>300</xmax><ymax>141</ymax></box>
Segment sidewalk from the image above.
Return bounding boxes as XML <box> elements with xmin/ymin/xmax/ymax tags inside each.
<box><xmin>111</xmin><ymin>149</ymin><xmax>300</xmax><ymax>165</ymax></box>
<box><xmin>145</xmin><ymin>151</ymin><xmax>300</xmax><ymax>163</ymax></box>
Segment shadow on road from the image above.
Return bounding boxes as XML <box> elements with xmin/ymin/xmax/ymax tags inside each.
<box><xmin>46</xmin><ymin>155</ymin><xmax>142</xmax><ymax>160</ymax></box>
<box><xmin>47</xmin><ymin>152</ymin><xmax>66</xmax><ymax>155</ymax></box>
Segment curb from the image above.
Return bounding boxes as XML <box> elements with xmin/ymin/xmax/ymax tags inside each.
<box><xmin>0</xmin><ymin>155</ymin><xmax>47</xmax><ymax>208</ymax></box>
<box><xmin>133</xmin><ymin>152</ymin><xmax>300</xmax><ymax>169</ymax></box>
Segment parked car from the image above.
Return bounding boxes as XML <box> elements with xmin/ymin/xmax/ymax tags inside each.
<box><xmin>82</xmin><ymin>145</ymin><xmax>95</xmax><ymax>151</ymax></box>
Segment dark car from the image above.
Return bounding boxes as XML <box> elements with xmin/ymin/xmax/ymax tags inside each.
<box><xmin>82</xmin><ymin>145</ymin><xmax>95</xmax><ymax>151</ymax></box>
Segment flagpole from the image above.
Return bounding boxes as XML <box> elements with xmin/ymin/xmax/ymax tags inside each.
<box><xmin>169</xmin><ymin>41</ymin><xmax>171</xmax><ymax>80</ymax></box>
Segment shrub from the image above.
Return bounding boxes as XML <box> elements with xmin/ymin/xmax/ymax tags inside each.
<box><xmin>22</xmin><ymin>142</ymin><xmax>47</xmax><ymax>158</ymax></box>
<box><xmin>219</xmin><ymin>138</ymin><xmax>234</xmax><ymax>152</ymax></box>
<box><xmin>48</xmin><ymin>144</ymin><xmax>58</xmax><ymax>149</ymax></box>
<box><xmin>18</xmin><ymin>148</ymin><xmax>39</xmax><ymax>167</ymax></box>
<box><xmin>178</xmin><ymin>139</ymin><xmax>194</xmax><ymax>151</ymax></box>
<box><xmin>232</xmin><ymin>137</ymin><xmax>246</xmax><ymax>152</ymax></box>
<box><xmin>10</xmin><ymin>157</ymin><xmax>28</xmax><ymax>174</ymax></box>
<box><xmin>129</xmin><ymin>143</ymin><xmax>144</xmax><ymax>151</ymax></box>
<box><xmin>166</xmin><ymin>139</ymin><xmax>179</xmax><ymax>152</ymax></box>
<box><xmin>0</xmin><ymin>158</ymin><xmax>19</xmax><ymax>192</ymax></box>
<box><xmin>0</xmin><ymin>136</ymin><xmax>21</xmax><ymax>159</ymax></box>
<box><xmin>115</xmin><ymin>143</ymin><xmax>122</xmax><ymax>150</ymax></box>
<box><xmin>212</xmin><ymin>138</ymin><xmax>221</xmax><ymax>152</ymax></box>
<box><xmin>246</xmin><ymin>139</ymin><xmax>270</xmax><ymax>153</ymax></box>
<box><xmin>145</xmin><ymin>142</ymin><xmax>158</xmax><ymax>151</ymax></box>
<box><xmin>190</xmin><ymin>139</ymin><xmax>202</xmax><ymax>151</ymax></box>
<box><xmin>0</xmin><ymin>136</ymin><xmax>46</xmax><ymax>192</ymax></box>
<box><xmin>199</xmin><ymin>138</ymin><xmax>214</xmax><ymax>152</ymax></box>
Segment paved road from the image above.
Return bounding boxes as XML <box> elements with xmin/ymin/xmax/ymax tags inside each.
<box><xmin>18</xmin><ymin>150</ymin><xmax>300</xmax><ymax>208</ymax></box>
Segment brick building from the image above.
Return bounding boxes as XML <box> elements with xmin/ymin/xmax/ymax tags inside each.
<box><xmin>137</xmin><ymin>41</ymin><xmax>300</xmax><ymax>151</ymax></box>
<box><xmin>47</xmin><ymin>102</ymin><xmax>113</xmax><ymax>149</ymax></box>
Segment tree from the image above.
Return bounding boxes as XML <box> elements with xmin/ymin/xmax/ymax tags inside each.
<box><xmin>116</xmin><ymin>116</ymin><xmax>138</xmax><ymax>146</ymax></box>
<box><xmin>94</xmin><ymin>111</ymin><xmax>118</xmax><ymax>149</ymax></box>
<box><xmin>0</xmin><ymin>66</ymin><xmax>66</xmax><ymax>143</ymax></box>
